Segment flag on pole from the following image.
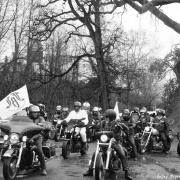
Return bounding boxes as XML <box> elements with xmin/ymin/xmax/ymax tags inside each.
<box><xmin>0</xmin><ymin>85</ymin><xmax>30</xmax><ymax>119</ymax></box>
<box><xmin>114</xmin><ymin>101</ymin><xmax>121</xmax><ymax>120</ymax></box>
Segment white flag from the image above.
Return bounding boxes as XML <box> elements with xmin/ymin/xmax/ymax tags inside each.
<box><xmin>114</xmin><ymin>101</ymin><xmax>120</xmax><ymax>120</ymax></box>
<box><xmin>0</xmin><ymin>85</ymin><xmax>30</xmax><ymax>119</ymax></box>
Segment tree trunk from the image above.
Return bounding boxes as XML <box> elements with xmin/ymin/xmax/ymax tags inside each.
<box><xmin>94</xmin><ymin>0</ymin><xmax>109</xmax><ymax>110</ymax></box>
<box><xmin>170</xmin><ymin>60</ymin><xmax>180</xmax><ymax>131</ymax></box>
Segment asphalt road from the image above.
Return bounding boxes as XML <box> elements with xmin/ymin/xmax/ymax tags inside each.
<box><xmin>0</xmin><ymin>139</ymin><xmax>180</xmax><ymax>180</ymax></box>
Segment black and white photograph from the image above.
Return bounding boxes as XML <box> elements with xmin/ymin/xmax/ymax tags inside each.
<box><xmin>0</xmin><ymin>0</ymin><xmax>180</xmax><ymax>180</ymax></box>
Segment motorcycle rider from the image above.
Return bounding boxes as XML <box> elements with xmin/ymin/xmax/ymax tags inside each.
<box><xmin>63</xmin><ymin>101</ymin><xmax>88</xmax><ymax>154</ymax></box>
<box><xmin>37</xmin><ymin>103</ymin><xmax>48</xmax><ymax>120</ymax></box>
<box><xmin>131</xmin><ymin>107</ymin><xmax>140</xmax><ymax>124</ymax></box>
<box><xmin>54</xmin><ymin>105</ymin><xmax>62</xmax><ymax>119</ymax></box>
<box><xmin>139</xmin><ymin>107</ymin><xmax>150</xmax><ymax>123</ymax></box>
<box><xmin>83</xmin><ymin>102</ymin><xmax>91</xmax><ymax>112</ymax></box>
<box><xmin>28</xmin><ymin>105</ymin><xmax>47</xmax><ymax>176</ymax></box>
<box><xmin>83</xmin><ymin>109</ymin><xmax>132</xmax><ymax>180</ymax></box>
<box><xmin>91</xmin><ymin>107</ymin><xmax>102</xmax><ymax>130</ymax></box>
<box><xmin>61</xmin><ymin>107</ymin><xmax>69</xmax><ymax>119</ymax></box>
<box><xmin>121</xmin><ymin>109</ymin><xmax>138</xmax><ymax>159</ymax></box>
<box><xmin>153</xmin><ymin>109</ymin><xmax>170</xmax><ymax>153</ymax></box>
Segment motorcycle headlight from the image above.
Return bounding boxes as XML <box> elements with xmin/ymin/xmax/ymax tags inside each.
<box><xmin>145</xmin><ymin>126</ymin><xmax>150</xmax><ymax>132</ymax></box>
<box><xmin>100</xmin><ymin>134</ymin><xmax>108</xmax><ymax>143</ymax></box>
<box><xmin>10</xmin><ymin>133</ymin><xmax>19</xmax><ymax>144</ymax></box>
<box><xmin>4</xmin><ymin>135</ymin><xmax>8</xmax><ymax>141</ymax></box>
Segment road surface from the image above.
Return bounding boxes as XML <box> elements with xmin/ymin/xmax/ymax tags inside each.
<box><xmin>0</xmin><ymin>139</ymin><xmax>180</xmax><ymax>180</ymax></box>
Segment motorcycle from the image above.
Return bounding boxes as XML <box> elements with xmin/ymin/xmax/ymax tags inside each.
<box><xmin>92</xmin><ymin>131</ymin><xmax>122</xmax><ymax>180</ymax></box>
<box><xmin>87</xmin><ymin>120</ymin><xmax>101</xmax><ymax>142</ymax></box>
<box><xmin>0</xmin><ymin>116</ymin><xmax>56</xmax><ymax>180</ymax></box>
<box><xmin>54</xmin><ymin>119</ymin><xmax>66</xmax><ymax>142</ymax></box>
<box><xmin>140</xmin><ymin>122</ymin><xmax>172</xmax><ymax>153</ymax></box>
<box><xmin>62</xmin><ymin>119</ymin><xmax>88</xmax><ymax>159</ymax></box>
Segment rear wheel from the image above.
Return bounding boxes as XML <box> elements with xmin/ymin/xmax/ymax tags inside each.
<box><xmin>62</xmin><ymin>141</ymin><xmax>71</xmax><ymax>159</ymax></box>
<box><xmin>177</xmin><ymin>142</ymin><xmax>180</xmax><ymax>156</ymax></box>
<box><xmin>95</xmin><ymin>153</ymin><xmax>105</xmax><ymax>180</ymax></box>
<box><xmin>3</xmin><ymin>157</ymin><xmax>18</xmax><ymax>180</ymax></box>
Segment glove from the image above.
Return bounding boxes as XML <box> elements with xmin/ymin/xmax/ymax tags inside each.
<box><xmin>78</xmin><ymin>121</ymin><xmax>85</xmax><ymax>127</ymax></box>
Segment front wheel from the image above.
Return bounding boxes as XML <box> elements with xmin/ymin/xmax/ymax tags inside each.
<box><xmin>3</xmin><ymin>157</ymin><xmax>18</xmax><ymax>180</ymax></box>
<box><xmin>95</xmin><ymin>153</ymin><xmax>105</xmax><ymax>180</ymax></box>
<box><xmin>62</xmin><ymin>141</ymin><xmax>71</xmax><ymax>159</ymax></box>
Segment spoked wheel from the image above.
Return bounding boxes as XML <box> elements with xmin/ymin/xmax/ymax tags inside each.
<box><xmin>62</xmin><ymin>141</ymin><xmax>71</xmax><ymax>159</ymax></box>
<box><xmin>140</xmin><ymin>137</ymin><xmax>148</xmax><ymax>154</ymax></box>
<box><xmin>95</xmin><ymin>153</ymin><xmax>105</xmax><ymax>180</ymax></box>
<box><xmin>3</xmin><ymin>157</ymin><xmax>18</xmax><ymax>180</ymax></box>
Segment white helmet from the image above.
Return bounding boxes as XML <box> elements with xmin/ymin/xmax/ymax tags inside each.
<box><xmin>56</xmin><ymin>105</ymin><xmax>62</xmax><ymax>111</ymax></box>
<box><xmin>83</xmin><ymin>102</ymin><xmax>90</xmax><ymax>109</ymax></box>
<box><xmin>29</xmin><ymin>105</ymin><xmax>40</xmax><ymax>113</ymax></box>
<box><xmin>93</xmin><ymin>107</ymin><xmax>99</xmax><ymax>112</ymax></box>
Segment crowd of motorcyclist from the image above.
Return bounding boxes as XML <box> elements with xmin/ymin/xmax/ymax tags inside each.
<box><xmin>0</xmin><ymin>101</ymin><xmax>172</xmax><ymax>180</ymax></box>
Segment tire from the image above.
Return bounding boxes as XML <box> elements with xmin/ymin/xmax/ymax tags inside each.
<box><xmin>62</xmin><ymin>141</ymin><xmax>70</xmax><ymax>159</ymax></box>
<box><xmin>177</xmin><ymin>142</ymin><xmax>180</xmax><ymax>156</ymax></box>
<box><xmin>95</xmin><ymin>153</ymin><xmax>104</xmax><ymax>180</ymax></box>
<box><xmin>3</xmin><ymin>157</ymin><xmax>18</xmax><ymax>180</ymax></box>
<box><xmin>55</xmin><ymin>129</ymin><xmax>61</xmax><ymax>142</ymax></box>
<box><xmin>49</xmin><ymin>128</ymin><xmax>56</xmax><ymax>140</ymax></box>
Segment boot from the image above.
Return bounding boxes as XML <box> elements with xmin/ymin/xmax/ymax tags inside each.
<box><xmin>83</xmin><ymin>169</ymin><xmax>93</xmax><ymax>176</ymax></box>
<box><xmin>41</xmin><ymin>169</ymin><xmax>47</xmax><ymax>176</ymax></box>
<box><xmin>125</xmin><ymin>170</ymin><xmax>132</xmax><ymax>180</ymax></box>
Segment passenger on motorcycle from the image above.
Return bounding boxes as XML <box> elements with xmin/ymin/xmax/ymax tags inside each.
<box><xmin>121</xmin><ymin>109</ymin><xmax>138</xmax><ymax>159</ymax></box>
<box><xmin>83</xmin><ymin>109</ymin><xmax>132</xmax><ymax>180</ymax></box>
<box><xmin>63</xmin><ymin>101</ymin><xmax>88</xmax><ymax>154</ymax></box>
<box><xmin>61</xmin><ymin>107</ymin><xmax>69</xmax><ymax>119</ymax></box>
<box><xmin>28</xmin><ymin>105</ymin><xmax>47</xmax><ymax>176</ymax></box>
<box><xmin>153</xmin><ymin>109</ymin><xmax>170</xmax><ymax>153</ymax></box>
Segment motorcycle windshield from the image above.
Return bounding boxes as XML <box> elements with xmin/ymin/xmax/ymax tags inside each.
<box><xmin>0</xmin><ymin>116</ymin><xmax>42</xmax><ymax>137</ymax></box>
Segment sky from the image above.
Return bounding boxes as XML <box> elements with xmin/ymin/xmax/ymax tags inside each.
<box><xmin>119</xmin><ymin>4</ymin><xmax>180</xmax><ymax>58</ymax></box>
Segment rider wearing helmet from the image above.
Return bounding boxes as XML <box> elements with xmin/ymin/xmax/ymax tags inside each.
<box><xmin>92</xmin><ymin>107</ymin><xmax>101</xmax><ymax>121</ymax></box>
<box><xmin>61</xmin><ymin>107</ymin><xmax>69</xmax><ymax>119</ymax></box>
<box><xmin>84</xmin><ymin>109</ymin><xmax>132</xmax><ymax>180</ymax></box>
<box><xmin>28</xmin><ymin>105</ymin><xmax>47</xmax><ymax>176</ymax></box>
<box><xmin>37</xmin><ymin>103</ymin><xmax>47</xmax><ymax>120</ymax></box>
<box><xmin>139</xmin><ymin>107</ymin><xmax>150</xmax><ymax>123</ymax></box>
<box><xmin>121</xmin><ymin>109</ymin><xmax>138</xmax><ymax>158</ymax></box>
<box><xmin>153</xmin><ymin>109</ymin><xmax>170</xmax><ymax>153</ymax></box>
<box><xmin>54</xmin><ymin>105</ymin><xmax>62</xmax><ymax>119</ymax></box>
<box><xmin>83</xmin><ymin>102</ymin><xmax>91</xmax><ymax>112</ymax></box>
<box><xmin>131</xmin><ymin>107</ymin><xmax>140</xmax><ymax>123</ymax></box>
<box><xmin>63</xmin><ymin>101</ymin><xmax>88</xmax><ymax>154</ymax></box>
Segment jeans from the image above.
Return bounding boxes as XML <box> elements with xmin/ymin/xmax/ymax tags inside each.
<box><xmin>127</xmin><ymin>134</ymin><xmax>138</xmax><ymax>158</ymax></box>
<box><xmin>34</xmin><ymin>135</ymin><xmax>46</xmax><ymax>170</ymax></box>
<box><xmin>160</xmin><ymin>132</ymin><xmax>169</xmax><ymax>151</ymax></box>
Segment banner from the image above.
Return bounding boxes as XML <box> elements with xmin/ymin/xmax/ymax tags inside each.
<box><xmin>114</xmin><ymin>101</ymin><xmax>121</xmax><ymax>120</ymax></box>
<box><xmin>0</xmin><ymin>85</ymin><xmax>30</xmax><ymax>119</ymax></box>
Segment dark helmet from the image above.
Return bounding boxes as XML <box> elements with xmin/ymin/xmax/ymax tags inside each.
<box><xmin>105</xmin><ymin>109</ymin><xmax>116</xmax><ymax>121</ymax></box>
